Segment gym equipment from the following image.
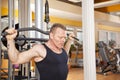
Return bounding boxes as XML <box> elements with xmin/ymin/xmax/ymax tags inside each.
<box><xmin>115</xmin><ymin>49</ymin><xmax>120</xmax><ymax>71</ymax></box>
<box><xmin>44</xmin><ymin>0</ymin><xmax>50</xmax><ymax>24</ymax></box>
<box><xmin>70</xmin><ymin>41</ymin><xmax>83</xmax><ymax>68</ymax></box>
<box><xmin>1</xmin><ymin>27</ymin><xmax>49</xmax><ymax>36</ymax></box>
<box><xmin>1</xmin><ymin>27</ymin><xmax>79</xmax><ymax>49</ymax></box>
<box><xmin>1</xmin><ymin>26</ymin><xmax>50</xmax><ymax>80</ymax></box>
<box><xmin>44</xmin><ymin>0</ymin><xmax>50</xmax><ymax>30</ymax></box>
<box><xmin>1</xmin><ymin>27</ymin><xmax>49</xmax><ymax>50</ymax></box>
<box><xmin>97</xmin><ymin>41</ymin><xmax>118</xmax><ymax>75</ymax></box>
<box><xmin>67</xmin><ymin>34</ymin><xmax>79</xmax><ymax>41</ymax></box>
<box><xmin>108</xmin><ymin>40</ymin><xmax>120</xmax><ymax>72</ymax></box>
<box><xmin>1</xmin><ymin>25</ymin><xmax>20</xmax><ymax>49</ymax></box>
<box><xmin>14</xmin><ymin>43</ymin><xmax>32</xmax><ymax>80</ymax></box>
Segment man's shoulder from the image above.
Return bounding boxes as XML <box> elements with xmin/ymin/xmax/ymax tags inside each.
<box><xmin>32</xmin><ymin>44</ymin><xmax>45</xmax><ymax>50</ymax></box>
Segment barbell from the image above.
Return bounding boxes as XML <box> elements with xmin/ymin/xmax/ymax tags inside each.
<box><xmin>1</xmin><ymin>26</ymin><xmax>79</xmax><ymax>50</ymax></box>
<box><xmin>1</xmin><ymin>26</ymin><xmax>49</xmax><ymax>50</ymax></box>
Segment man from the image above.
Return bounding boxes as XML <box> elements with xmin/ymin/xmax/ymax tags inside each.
<box><xmin>6</xmin><ymin>23</ymin><xmax>74</xmax><ymax>80</ymax></box>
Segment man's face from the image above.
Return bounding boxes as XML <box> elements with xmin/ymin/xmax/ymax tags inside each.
<box><xmin>50</xmin><ymin>28</ymin><xmax>67</xmax><ymax>49</ymax></box>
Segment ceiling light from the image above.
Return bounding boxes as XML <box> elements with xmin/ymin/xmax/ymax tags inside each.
<box><xmin>68</xmin><ymin>0</ymin><xmax>82</xmax><ymax>3</ymax></box>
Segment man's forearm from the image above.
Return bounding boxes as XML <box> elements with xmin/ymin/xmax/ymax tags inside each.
<box><xmin>7</xmin><ymin>40</ymin><xmax>19</xmax><ymax>63</ymax></box>
<box><xmin>64</xmin><ymin>39</ymin><xmax>73</xmax><ymax>54</ymax></box>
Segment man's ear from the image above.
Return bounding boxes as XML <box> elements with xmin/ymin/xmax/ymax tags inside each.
<box><xmin>50</xmin><ymin>32</ymin><xmax>53</xmax><ymax>39</ymax></box>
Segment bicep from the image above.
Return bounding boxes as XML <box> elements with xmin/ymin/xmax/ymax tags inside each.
<box><xmin>15</xmin><ymin>45</ymin><xmax>41</xmax><ymax>64</ymax></box>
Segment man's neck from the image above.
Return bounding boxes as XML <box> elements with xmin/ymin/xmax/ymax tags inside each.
<box><xmin>46</xmin><ymin>40</ymin><xmax>62</xmax><ymax>53</ymax></box>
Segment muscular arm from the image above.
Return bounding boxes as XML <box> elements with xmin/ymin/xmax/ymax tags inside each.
<box><xmin>7</xmin><ymin>39</ymin><xmax>19</xmax><ymax>63</ymax></box>
<box><xmin>7</xmin><ymin>39</ymin><xmax>44</xmax><ymax>64</ymax></box>
<box><xmin>64</xmin><ymin>33</ymin><xmax>75</xmax><ymax>54</ymax></box>
<box><xmin>64</xmin><ymin>38</ymin><xmax>73</xmax><ymax>54</ymax></box>
<box><xmin>6</xmin><ymin>28</ymin><xmax>46</xmax><ymax>64</ymax></box>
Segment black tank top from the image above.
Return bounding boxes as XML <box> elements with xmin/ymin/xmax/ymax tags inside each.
<box><xmin>35</xmin><ymin>44</ymin><xmax>68</xmax><ymax>80</ymax></box>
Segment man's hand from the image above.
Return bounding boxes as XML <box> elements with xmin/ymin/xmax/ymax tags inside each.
<box><xmin>68</xmin><ymin>33</ymin><xmax>75</xmax><ymax>41</ymax></box>
<box><xmin>5</xmin><ymin>28</ymin><xmax>18</xmax><ymax>40</ymax></box>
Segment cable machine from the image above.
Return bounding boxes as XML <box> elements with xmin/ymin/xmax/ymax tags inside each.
<box><xmin>44</xmin><ymin>0</ymin><xmax>50</xmax><ymax>30</ymax></box>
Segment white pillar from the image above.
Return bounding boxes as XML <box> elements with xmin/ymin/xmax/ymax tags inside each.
<box><xmin>35</xmin><ymin>0</ymin><xmax>43</xmax><ymax>38</ymax></box>
<box><xmin>82</xmin><ymin>0</ymin><xmax>96</xmax><ymax>80</ymax></box>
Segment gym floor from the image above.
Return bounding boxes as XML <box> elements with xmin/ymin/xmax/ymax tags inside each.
<box><xmin>67</xmin><ymin>67</ymin><xmax>120</xmax><ymax>80</ymax></box>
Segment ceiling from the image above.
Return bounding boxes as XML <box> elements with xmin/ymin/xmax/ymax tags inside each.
<box><xmin>57</xmin><ymin>0</ymin><xmax>120</xmax><ymax>16</ymax></box>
